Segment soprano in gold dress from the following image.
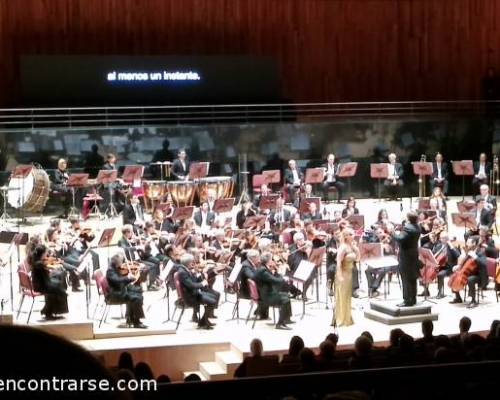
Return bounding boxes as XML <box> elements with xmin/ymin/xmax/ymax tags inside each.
<box><xmin>333</xmin><ymin>228</ymin><xmax>359</xmax><ymax>327</ymax></box>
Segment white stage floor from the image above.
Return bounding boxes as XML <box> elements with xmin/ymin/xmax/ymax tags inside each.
<box><xmin>1</xmin><ymin>196</ymin><xmax>499</xmax><ymax>378</ymax></box>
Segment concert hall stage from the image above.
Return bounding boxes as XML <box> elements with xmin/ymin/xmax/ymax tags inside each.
<box><xmin>2</xmin><ymin>196</ymin><xmax>499</xmax><ymax>381</ymax></box>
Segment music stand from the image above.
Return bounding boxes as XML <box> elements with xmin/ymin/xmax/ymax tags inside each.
<box><xmin>457</xmin><ymin>200</ymin><xmax>477</xmax><ymax>214</ymax></box>
<box><xmin>243</xmin><ymin>215</ymin><xmax>267</xmax><ymax>230</ymax></box>
<box><xmin>262</xmin><ymin>170</ymin><xmax>281</xmax><ymax>191</ymax></box>
<box><xmin>347</xmin><ymin>214</ymin><xmax>365</xmax><ymax>235</ymax></box>
<box><xmin>299</xmin><ymin>197</ymin><xmax>321</xmax><ymax>215</ymax></box>
<box><xmin>259</xmin><ymin>195</ymin><xmax>279</xmax><ymax>210</ymax></box>
<box><xmin>226</xmin><ymin>259</ymin><xmax>246</xmax><ymax>322</ymax></box>
<box><xmin>173</xmin><ymin>206</ymin><xmax>195</xmax><ymax>221</ymax></box>
<box><xmin>97</xmin><ymin>169</ymin><xmax>119</xmax><ymax>218</ymax></box>
<box><xmin>452</xmin><ymin>160</ymin><xmax>474</xmax><ymax>201</ymax></box>
<box><xmin>189</xmin><ymin>162</ymin><xmax>209</xmax><ymax>180</ymax></box>
<box><xmin>67</xmin><ymin>173</ymin><xmax>89</xmax><ymax>218</ymax></box>
<box><xmin>412</xmin><ymin>161</ymin><xmax>433</xmax><ymax>198</ymax></box>
<box><xmin>158</xmin><ymin>259</ymin><xmax>175</xmax><ymax>322</ymax></box>
<box><xmin>97</xmin><ymin>227</ymin><xmax>116</xmax><ymax>265</ymax></box>
<box><xmin>451</xmin><ymin>212</ymin><xmax>476</xmax><ymax>236</ymax></box>
<box><xmin>370</xmin><ymin>163</ymin><xmax>389</xmax><ymax>202</ymax></box>
<box><xmin>305</xmin><ymin>168</ymin><xmax>325</xmax><ymax>185</ymax></box>
<box><xmin>360</xmin><ymin>242</ymin><xmax>383</xmax><ymax>261</ymax></box>
<box><xmin>0</xmin><ymin>232</ymin><xmax>25</xmax><ymax>312</ymax></box>
<box><xmin>122</xmin><ymin>165</ymin><xmax>144</xmax><ymax>187</ymax></box>
<box><xmin>292</xmin><ymin>259</ymin><xmax>317</xmax><ymax>318</ymax></box>
<box><xmin>418</xmin><ymin>247</ymin><xmax>438</xmax><ymax>304</ymax></box>
<box><xmin>338</xmin><ymin>162</ymin><xmax>358</xmax><ymax>194</ymax></box>
<box><xmin>214</xmin><ymin>198</ymin><xmax>235</xmax><ymax>214</ymax></box>
<box><xmin>313</xmin><ymin>221</ymin><xmax>339</xmax><ymax>235</ymax></box>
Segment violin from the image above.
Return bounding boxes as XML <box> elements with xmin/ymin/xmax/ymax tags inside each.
<box><xmin>118</xmin><ymin>261</ymin><xmax>144</xmax><ymax>284</ymax></box>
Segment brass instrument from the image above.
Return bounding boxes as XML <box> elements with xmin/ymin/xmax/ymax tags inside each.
<box><xmin>490</xmin><ymin>154</ymin><xmax>499</xmax><ymax>197</ymax></box>
<box><xmin>418</xmin><ymin>154</ymin><xmax>427</xmax><ymax>198</ymax></box>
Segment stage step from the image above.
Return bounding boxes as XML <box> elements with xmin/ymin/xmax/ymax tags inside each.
<box><xmin>199</xmin><ymin>361</ymin><xmax>229</xmax><ymax>381</ymax></box>
<box><xmin>215</xmin><ymin>350</ymin><xmax>243</xmax><ymax>376</ymax></box>
<box><xmin>94</xmin><ymin>325</ymin><xmax>176</xmax><ymax>339</ymax></box>
<box><xmin>364</xmin><ymin>309</ymin><xmax>438</xmax><ymax>325</ymax></box>
<box><xmin>29</xmin><ymin>320</ymin><xmax>94</xmax><ymax>340</ymax></box>
<box><xmin>0</xmin><ymin>313</ymin><xmax>13</xmax><ymax>325</ymax></box>
<box><xmin>182</xmin><ymin>371</ymin><xmax>207</xmax><ymax>381</ymax></box>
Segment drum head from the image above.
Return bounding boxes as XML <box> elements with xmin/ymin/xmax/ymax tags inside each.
<box><xmin>7</xmin><ymin>174</ymin><xmax>34</xmax><ymax>208</ymax></box>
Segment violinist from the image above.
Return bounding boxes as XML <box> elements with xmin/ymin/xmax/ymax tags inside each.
<box><xmin>45</xmin><ymin>227</ymin><xmax>82</xmax><ymax>292</ymax></box>
<box><xmin>236</xmin><ymin>201</ymin><xmax>257</xmax><ymax>229</ymax></box>
<box><xmin>154</xmin><ymin>206</ymin><xmax>178</xmax><ymax>234</ymax></box>
<box><xmin>118</xmin><ymin>225</ymin><xmax>160</xmax><ymax>291</ymax></box>
<box><xmin>105</xmin><ymin>253</ymin><xmax>147</xmax><ymax>329</ymax></box>
<box><xmin>341</xmin><ymin>197</ymin><xmax>359</xmax><ymax>218</ymax></box>
<box><xmin>269</xmin><ymin>197</ymin><xmax>292</xmax><ymax>227</ymax></box>
<box><xmin>30</xmin><ymin>244</ymin><xmax>68</xmax><ymax>321</ymax></box>
<box><xmin>430</xmin><ymin>152</ymin><xmax>449</xmax><ymax>195</ymax></box>
<box><xmin>122</xmin><ymin>194</ymin><xmax>146</xmax><ymax>231</ymax></box>
<box><xmin>449</xmin><ymin>236</ymin><xmax>488</xmax><ymax>308</ymax></box>
<box><xmin>466</xmin><ymin>198</ymin><xmax>495</xmax><ymax>239</ymax></box>
<box><xmin>254</xmin><ymin>251</ymin><xmax>294</xmax><ymax>330</ymax></box>
<box><xmin>365</xmin><ymin>227</ymin><xmax>395</xmax><ymax>298</ymax></box>
<box><xmin>287</xmin><ymin>233</ymin><xmax>313</xmax><ymax>300</ymax></box>
<box><xmin>478</xmin><ymin>227</ymin><xmax>499</xmax><ymax>258</ymax></box>
<box><xmin>253</xmin><ymin>183</ymin><xmax>272</xmax><ymax>209</ymax></box>
<box><xmin>237</xmin><ymin>249</ymin><xmax>260</xmax><ymax>305</ymax></box>
<box><xmin>429</xmin><ymin>186</ymin><xmax>447</xmax><ymax>219</ymax></box>
<box><xmin>194</xmin><ymin>202</ymin><xmax>215</xmax><ymax>229</ymax></box>
<box><xmin>177</xmin><ymin>253</ymin><xmax>218</xmax><ymax>330</ymax></box>
<box><xmin>476</xmin><ymin>184</ymin><xmax>497</xmax><ymax>212</ymax></box>
<box><xmin>142</xmin><ymin>221</ymin><xmax>169</xmax><ymax>263</ymax></box>
<box><xmin>435</xmin><ymin>232</ymin><xmax>460</xmax><ymax>299</ymax></box>
<box><xmin>418</xmin><ymin>211</ymin><xmax>433</xmax><ymax>248</ymax></box>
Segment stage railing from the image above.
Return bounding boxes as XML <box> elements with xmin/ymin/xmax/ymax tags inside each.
<box><xmin>0</xmin><ymin>100</ymin><xmax>499</xmax><ymax>130</ymax></box>
<box><xmin>145</xmin><ymin>360</ymin><xmax>500</xmax><ymax>400</ymax></box>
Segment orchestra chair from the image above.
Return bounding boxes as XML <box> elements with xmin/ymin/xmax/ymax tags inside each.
<box><xmin>486</xmin><ymin>257</ymin><xmax>499</xmax><ymax>303</ymax></box>
<box><xmin>246</xmin><ymin>279</ymin><xmax>279</xmax><ymax>329</ymax></box>
<box><xmin>94</xmin><ymin>270</ymin><xmax>126</xmax><ymax>328</ymax></box>
<box><xmin>171</xmin><ymin>271</ymin><xmax>200</xmax><ymax>331</ymax></box>
<box><xmin>227</xmin><ymin>281</ymin><xmax>251</xmax><ymax>324</ymax></box>
<box><xmin>252</xmin><ymin>174</ymin><xmax>266</xmax><ymax>194</ymax></box>
<box><xmin>325</xmin><ymin>186</ymin><xmax>339</xmax><ymax>202</ymax></box>
<box><xmin>16</xmin><ymin>270</ymin><xmax>44</xmax><ymax>324</ymax></box>
<box><xmin>92</xmin><ymin>269</ymin><xmax>106</xmax><ymax>320</ymax></box>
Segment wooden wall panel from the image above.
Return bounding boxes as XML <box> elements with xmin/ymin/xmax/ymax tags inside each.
<box><xmin>0</xmin><ymin>0</ymin><xmax>499</xmax><ymax>106</ymax></box>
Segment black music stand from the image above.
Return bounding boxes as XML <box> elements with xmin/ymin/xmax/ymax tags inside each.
<box><xmin>292</xmin><ymin>259</ymin><xmax>317</xmax><ymax>319</ymax></box>
<box><xmin>452</xmin><ymin>160</ymin><xmax>474</xmax><ymax>201</ymax></box>
<box><xmin>97</xmin><ymin>227</ymin><xmax>116</xmax><ymax>269</ymax></box>
<box><xmin>451</xmin><ymin>212</ymin><xmax>476</xmax><ymax>236</ymax></box>
<box><xmin>213</xmin><ymin>198</ymin><xmax>235</xmax><ymax>214</ymax></box>
<box><xmin>77</xmin><ymin>250</ymin><xmax>95</xmax><ymax>318</ymax></box>
<box><xmin>0</xmin><ymin>231</ymin><xmax>27</xmax><ymax>313</ymax></box>
<box><xmin>370</xmin><ymin>163</ymin><xmax>389</xmax><ymax>202</ymax></box>
<box><xmin>338</xmin><ymin>162</ymin><xmax>358</xmax><ymax>195</ymax></box>
<box><xmin>258</xmin><ymin>195</ymin><xmax>279</xmax><ymax>211</ymax></box>
<box><xmin>97</xmin><ymin>170</ymin><xmax>118</xmax><ymax>218</ymax></box>
<box><xmin>158</xmin><ymin>259</ymin><xmax>175</xmax><ymax>322</ymax></box>
<box><xmin>262</xmin><ymin>170</ymin><xmax>281</xmax><ymax>192</ymax></box>
<box><xmin>226</xmin><ymin>259</ymin><xmax>246</xmax><ymax>323</ymax></box>
<box><xmin>67</xmin><ymin>173</ymin><xmax>89</xmax><ymax>218</ymax></box>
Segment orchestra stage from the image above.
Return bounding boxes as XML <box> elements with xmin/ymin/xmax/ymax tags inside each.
<box><xmin>1</xmin><ymin>196</ymin><xmax>499</xmax><ymax>381</ymax></box>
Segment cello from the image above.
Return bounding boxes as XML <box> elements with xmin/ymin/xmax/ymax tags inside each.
<box><xmin>448</xmin><ymin>246</ymin><xmax>479</xmax><ymax>292</ymax></box>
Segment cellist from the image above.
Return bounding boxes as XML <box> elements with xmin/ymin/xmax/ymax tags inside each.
<box><xmin>449</xmin><ymin>236</ymin><xmax>488</xmax><ymax>308</ymax></box>
<box><xmin>434</xmin><ymin>232</ymin><xmax>460</xmax><ymax>299</ymax></box>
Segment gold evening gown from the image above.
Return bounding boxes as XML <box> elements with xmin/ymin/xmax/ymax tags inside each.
<box><xmin>333</xmin><ymin>250</ymin><xmax>356</xmax><ymax>327</ymax></box>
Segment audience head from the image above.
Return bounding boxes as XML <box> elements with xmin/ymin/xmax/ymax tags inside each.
<box><xmin>250</xmin><ymin>339</ymin><xmax>263</xmax><ymax>357</ymax></box>
<box><xmin>434</xmin><ymin>335</ymin><xmax>451</xmax><ymax>349</ymax></box>
<box><xmin>459</xmin><ymin>316</ymin><xmax>472</xmax><ymax>334</ymax></box>
<box><xmin>360</xmin><ymin>331</ymin><xmax>374</xmax><ymax>344</ymax></box>
<box><xmin>354</xmin><ymin>336</ymin><xmax>373</xmax><ymax>357</ymax></box>
<box><xmin>489</xmin><ymin>320</ymin><xmax>500</xmax><ymax>338</ymax></box>
<box><xmin>422</xmin><ymin>319</ymin><xmax>434</xmax><ymax>338</ymax></box>
<box><xmin>288</xmin><ymin>336</ymin><xmax>305</xmax><ymax>357</ymax></box>
<box><xmin>325</xmin><ymin>333</ymin><xmax>339</xmax><ymax>347</ymax></box>
<box><xmin>389</xmin><ymin>329</ymin><xmax>405</xmax><ymax>347</ymax></box>
<box><xmin>117</xmin><ymin>352</ymin><xmax>134</xmax><ymax>372</ymax></box>
<box><xmin>299</xmin><ymin>348</ymin><xmax>316</xmax><ymax>371</ymax></box>
<box><xmin>319</xmin><ymin>341</ymin><xmax>336</xmax><ymax>361</ymax></box>
<box><xmin>398</xmin><ymin>334</ymin><xmax>415</xmax><ymax>354</ymax></box>
<box><xmin>184</xmin><ymin>373</ymin><xmax>201</xmax><ymax>382</ymax></box>
<box><xmin>157</xmin><ymin>374</ymin><xmax>171</xmax><ymax>383</ymax></box>
<box><xmin>134</xmin><ymin>362</ymin><xmax>154</xmax><ymax>381</ymax></box>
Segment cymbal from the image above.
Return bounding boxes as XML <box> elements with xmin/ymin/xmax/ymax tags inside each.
<box><xmin>0</xmin><ymin>186</ymin><xmax>20</xmax><ymax>191</ymax></box>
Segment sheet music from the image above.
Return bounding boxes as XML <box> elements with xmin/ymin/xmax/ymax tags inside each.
<box><xmin>293</xmin><ymin>260</ymin><xmax>316</xmax><ymax>282</ymax></box>
<box><xmin>363</xmin><ymin>256</ymin><xmax>398</xmax><ymax>269</ymax></box>
<box><xmin>228</xmin><ymin>259</ymin><xmax>243</xmax><ymax>284</ymax></box>
<box><xmin>160</xmin><ymin>259</ymin><xmax>175</xmax><ymax>282</ymax></box>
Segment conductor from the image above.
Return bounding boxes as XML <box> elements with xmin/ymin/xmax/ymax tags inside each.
<box><xmin>393</xmin><ymin>211</ymin><xmax>421</xmax><ymax>307</ymax></box>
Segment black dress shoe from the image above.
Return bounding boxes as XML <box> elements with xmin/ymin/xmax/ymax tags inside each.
<box><xmin>397</xmin><ymin>302</ymin><xmax>411</xmax><ymax>307</ymax></box>
<box><xmin>197</xmin><ymin>323</ymin><xmax>213</xmax><ymax>330</ymax></box>
<box><xmin>370</xmin><ymin>290</ymin><xmax>380</xmax><ymax>298</ymax></box>
<box><xmin>418</xmin><ymin>290</ymin><xmax>430</xmax><ymax>297</ymax></box>
<box><xmin>276</xmin><ymin>323</ymin><xmax>292</xmax><ymax>330</ymax></box>
<box><xmin>133</xmin><ymin>322</ymin><xmax>148</xmax><ymax>329</ymax></box>
<box><xmin>147</xmin><ymin>285</ymin><xmax>160</xmax><ymax>291</ymax></box>
<box><xmin>283</xmin><ymin>319</ymin><xmax>296</xmax><ymax>325</ymax></box>
<box><xmin>72</xmin><ymin>287</ymin><xmax>83</xmax><ymax>293</ymax></box>
<box><xmin>436</xmin><ymin>293</ymin><xmax>445</xmax><ymax>299</ymax></box>
<box><xmin>466</xmin><ymin>301</ymin><xmax>478</xmax><ymax>309</ymax></box>
<box><xmin>450</xmin><ymin>298</ymin><xmax>463</xmax><ymax>304</ymax></box>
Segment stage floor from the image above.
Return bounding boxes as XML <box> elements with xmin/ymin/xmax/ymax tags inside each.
<box><xmin>1</xmin><ymin>196</ymin><xmax>499</xmax><ymax>380</ymax></box>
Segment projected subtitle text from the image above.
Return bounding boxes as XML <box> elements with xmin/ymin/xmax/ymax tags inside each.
<box><xmin>107</xmin><ymin>70</ymin><xmax>201</xmax><ymax>83</ymax></box>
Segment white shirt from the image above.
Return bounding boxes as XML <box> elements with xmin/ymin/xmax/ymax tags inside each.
<box><xmin>292</xmin><ymin>169</ymin><xmax>300</xmax><ymax>185</ymax></box>
<box><xmin>479</xmin><ymin>163</ymin><xmax>486</xmax><ymax>178</ymax></box>
<box><xmin>436</xmin><ymin>162</ymin><xmax>442</xmax><ymax>180</ymax></box>
<box><xmin>201</xmin><ymin>211</ymin><xmax>209</xmax><ymax>228</ymax></box>
<box><xmin>326</xmin><ymin>163</ymin><xmax>336</xmax><ymax>182</ymax></box>
<box><xmin>388</xmin><ymin>163</ymin><xmax>395</xmax><ymax>178</ymax></box>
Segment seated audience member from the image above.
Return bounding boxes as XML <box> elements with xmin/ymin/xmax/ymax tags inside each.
<box><xmin>415</xmin><ymin>319</ymin><xmax>436</xmax><ymax>348</ymax></box>
<box><xmin>281</xmin><ymin>336</ymin><xmax>305</xmax><ymax>365</ymax></box>
<box><xmin>451</xmin><ymin>316</ymin><xmax>472</xmax><ymax>347</ymax></box>
<box><xmin>348</xmin><ymin>336</ymin><xmax>373</xmax><ymax>369</ymax></box>
<box><xmin>184</xmin><ymin>373</ymin><xmax>201</xmax><ymax>382</ymax></box>
<box><xmin>117</xmin><ymin>351</ymin><xmax>134</xmax><ymax>373</ymax></box>
<box><xmin>234</xmin><ymin>339</ymin><xmax>279</xmax><ymax>378</ymax></box>
<box><xmin>298</xmin><ymin>348</ymin><xmax>318</xmax><ymax>373</ymax></box>
<box><xmin>316</xmin><ymin>340</ymin><xmax>337</xmax><ymax>370</ymax></box>
<box><xmin>134</xmin><ymin>362</ymin><xmax>154</xmax><ymax>381</ymax></box>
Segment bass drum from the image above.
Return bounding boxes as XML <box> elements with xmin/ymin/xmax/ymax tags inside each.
<box><xmin>167</xmin><ymin>181</ymin><xmax>196</xmax><ymax>207</ymax></box>
<box><xmin>8</xmin><ymin>167</ymin><xmax>51</xmax><ymax>213</ymax></box>
<box><xmin>197</xmin><ymin>176</ymin><xmax>234</xmax><ymax>203</ymax></box>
